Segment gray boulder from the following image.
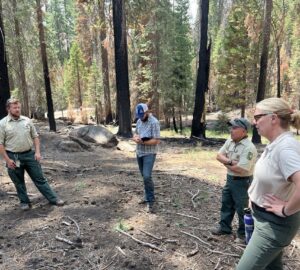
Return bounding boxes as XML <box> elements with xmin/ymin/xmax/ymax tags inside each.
<box><xmin>69</xmin><ymin>126</ymin><xmax>118</xmax><ymax>148</ymax></box>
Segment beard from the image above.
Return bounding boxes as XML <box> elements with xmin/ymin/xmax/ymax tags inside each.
<box><xmin>142</xmin><ymin>115</ymin><xmax>149</xmax><ymax>122</ymax></box>
<box><xmin>10</xmin><ymin>111</ymin><xmax>21</xmax><ymax>119</ymax></box>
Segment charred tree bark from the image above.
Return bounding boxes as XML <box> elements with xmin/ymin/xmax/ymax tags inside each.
<box><xmin>252</xmin><ymin>0</ymin><xmax>273</xmax><ymax>144</ymax></box>
<box><xmin>98</xmin><ymin>0</ymin><xmax>113</xmax><ymax>124</ymax></box>
<box><xmin>0</xmin><ymin>0</ymin><xmax>10</xmax><ymax>119</ymax></box>
<box><xmin>36</xmin><ymin>0</ymin><xmax>56</xmax><ymax>131</ymax></box>
<box><xmin>191</xmin><ymin>0</ymin><xmax>210</xmax><ymax>138</ymax></box>
<box><xmin>112</xmin><ymin>0</ymin><xmax>132</xmax><ymax>137</ymax></box>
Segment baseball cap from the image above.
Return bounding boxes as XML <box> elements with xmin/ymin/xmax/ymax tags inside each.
<box><xmin>228</xmin><ymin>118</ymin><xmax>251</xmax><ymax>131</ymax></box>
<box><xmin>135</xmin><ymin>103</ymin><xmax>148</xmax><ymax>119</ymax></box>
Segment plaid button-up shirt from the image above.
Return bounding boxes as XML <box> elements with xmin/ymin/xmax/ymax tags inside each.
<box><xmin>135</xmin><ymin>114</ymin><xmax>160</xmax><ymax>157</ymax></box>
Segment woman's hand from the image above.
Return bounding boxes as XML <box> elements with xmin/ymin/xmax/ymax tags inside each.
<box><xmin>262</xmin><ymin>194</ymin><xmax>287</xmax><ymax>217</ymax></box>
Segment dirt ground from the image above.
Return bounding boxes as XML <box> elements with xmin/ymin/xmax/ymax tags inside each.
<box><xmin>0</xmin><ymin>121</ymin><xmax>299</xmax><ymax>270</ymax></box>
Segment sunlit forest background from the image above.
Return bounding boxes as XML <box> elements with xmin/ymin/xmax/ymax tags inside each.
<box><xmin>1</xmin><ymin>0</ymin><xmax>299</xmax><ymax>133</ymax></box>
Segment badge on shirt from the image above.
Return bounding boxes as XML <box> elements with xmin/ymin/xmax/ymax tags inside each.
<box><xmin>247</xmin><ymin>152</ymin><xmax>253</xmax><ymax>160</ymax></box>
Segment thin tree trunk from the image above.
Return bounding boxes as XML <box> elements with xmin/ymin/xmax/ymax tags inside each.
<box><xmin>112</xmin><ymin>0</ymin><xmax>132</xmax><ymax>137</ymax></box>
<box><xmin>172</xmin><ymin>107</ymin><xmax>178</xmax><ymax>133</ymax></box>
<box><xmin>191</xmin><ymin>0</ymin><xmax>210</xmax><ymax>138</ymax></box>
<box><xmin>276</xmin><ymin>44</ymin><xmax>281</xmax><ymax>98</ymax></box>
<box><xmin>75</xmin><ymin>58</ymin><xmax>82</xmax><ymax>107</ymax></box>
<box><xmin>12</xmin><ymin>0</ymin><xmax>29</xmax><ymax>116</ymax></box>
<box><xmin>98</xmin><ymin>0</ymin><xmax>113</xmax><ymax>124</ymax></box>
<box><xmin>252</xmin><ymin>0</ymin><xmax>273</xmax><ymax>144</ymax></box>
<box><xmin>0</xmin><ymin>0</ymin><xmax>10</xmax><ymax>119</ymax></box>
<box><xmin>36</xmin><ymin>0</ymin><xmax>56</xmax><ymax>131</ymax></box>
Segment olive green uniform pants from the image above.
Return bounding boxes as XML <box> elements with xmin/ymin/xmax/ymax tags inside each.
<box><xmin>236</xmin><ymin>206</ymin><xmax>300</xmax><ymax>270</ymax></box>
<box><xmin>219</xmin><ymin>174</ymin><xmax>252</xmax><ymax>236</ymax></box>
<box><xmin>7</xmin><ymin>150</ymin><xmax>58</xmax><ymax>204</ymax></box>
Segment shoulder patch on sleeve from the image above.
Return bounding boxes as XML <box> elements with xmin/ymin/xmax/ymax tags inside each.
<box><xmin>247</xmin><ymin>152</ymin><xmax>253</xmax><ymax>160</ymax></box>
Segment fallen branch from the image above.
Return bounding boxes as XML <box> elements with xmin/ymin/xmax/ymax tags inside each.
<box><xmin>180</xmin><ymin>230</ymin><xmax>212</xmax><ymax>247</ymax></box>
<box><xmin>176</xmin><ymin>213</ymin><xmax>200</xmax><ymax>221</ymax></box>
<box><xmin>117</xmin><ymin>229</ymin><xmax>165</xmax><ymax>252</ymax></box>
<box><xmin>55</xmin><ymin>236</ymin><xmax>74</xmax><ymax>245</ymax></box>
<box><xmin>188</xmin><ymin>189</ymin><xmax>200</xmax><ymax>208</ymax></box>
<box><xmin>186</xmin><ymin>242</ymin><xmax>199</xmax><ymax>257</ymax></box>
<box><xmin>214</xmin><ymin>258</ymin><xmax>221</xmax><ymax>270</ymax></box>
<box><xmin>66</xmin><ymin>216</ymin><xmax>81</xmax><ymax>238</ymax></box>
<box><xmin>139</xmin><ymin>229</ymin><xmax>162</xmax><ymax>241</ymax></box>
<box><xmin>116</xmin><ymin>246</ymin><xmax>126</xmax><ymax>256</ymax></box>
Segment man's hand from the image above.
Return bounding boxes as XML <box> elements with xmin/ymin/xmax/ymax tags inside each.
<box><xmin>6</xmin><ymin>159</ymin><xmax>16</xmax><ymax>169</ymax></box>
<box><xmin>262</xmin><ymin>194</ymin><xmax>286</xmax><ymax>217</ymax></box>
<box><xmin>35</xmin><ymin>152</ymin><xmax>41</xmax><ymax>162</ymax></box>
<box><xmin>132</xmin><ymin>134</ymin><xmax>142</xmax><ymax>144</ymax></box>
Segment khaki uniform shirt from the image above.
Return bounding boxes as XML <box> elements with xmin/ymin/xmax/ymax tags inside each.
<box><xmin>249</xmin><ymin>132</ymin><xmax>300</xmax><ymax>207</ymax></box>
<box><xmin>0</xmin><ymin>115</ymin><xmax>38</xmax><ymax>152</ymax></box>
<box><xmin>219</xmin><ymin>137</ymin><xmax>257</xmax><ymax>177</ymax></box>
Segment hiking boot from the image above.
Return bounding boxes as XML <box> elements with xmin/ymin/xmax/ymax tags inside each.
<box><xmin>234</xmin><ymin>234</ymin><xmax>246</xmax><ymax>244</ymax></box>
<box><xmin>146</xmin><ymin>203</ymin><xmax>155</xmax><ymax>214</ymax></box>
<box><xmin>20</xmin><ymin>203</ymin><xmax>30</xmax><ymax>211</ymax></box>
<box><xmin>51</xmin><ymin>199</ymin><xmax>64</xmax><ymax>206</ymax></box>
<box><xmin>138</xmin><ymin>198</ymin><xmax>147</xmax><ymax>204</ymax></box>
<box><xmin>210</xmin><ymin>226</ymin><xmax>231</xmax><ymax>235</ymax></box>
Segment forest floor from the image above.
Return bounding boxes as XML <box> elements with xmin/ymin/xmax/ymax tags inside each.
<box><xmin>0</xmin><ymin>120</ymin><xmax>300</xmax><ymax>270</ymax></box>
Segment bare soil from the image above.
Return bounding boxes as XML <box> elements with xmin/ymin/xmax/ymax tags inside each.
<box><xmin>0</xmin><ymin>121</ymin><xmax>299</xmax><ymax>270</ymax></box>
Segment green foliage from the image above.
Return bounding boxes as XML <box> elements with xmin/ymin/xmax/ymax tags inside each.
<box><xmin>214</xmin><ymin>4</ymin><xmax>255</xmax><ymax>111</ymax></box>
<box><xmin>63</xmin><ymin>42</ymin><xmax>87</xmax><ymax>108</ymax></box>
<box><xmin>214</xmin><ymin>112</ymin><xmax>230</xmax><ymax>133</ymax></box>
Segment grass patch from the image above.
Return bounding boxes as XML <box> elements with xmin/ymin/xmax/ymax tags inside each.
<box><xmin>74</xmin><ymin>181</ymin><xmax>87</xmax><ymax>191</ymax></box>
<box><xmin>114</xmin><ymin>219</ymin><xmax>131</xmax><ymax>232</ymax></box>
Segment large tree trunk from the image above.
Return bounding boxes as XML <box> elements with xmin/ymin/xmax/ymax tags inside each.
<box><xmin>191</xmin><ymin>0</ymin><xmax>210</xmax><ymax>138</ymax></box>
<box><xmin>0</xmin><ymin>0</ymin><xmax>10</xmax><ymax>119</ymax></box>
<box><xmin>98</xmin><ymin>0</ymin><xmax>113</xmax><ymax>124</ymax></box>
<box><xmin>252</xmin><ymin>0</ymin><xmax>273</xmax><ymax>144</ymax></box>
<box><xmin>12</xmin><ymin>0</ymin><xmax>29</xmax><ymax>117</ymax></box>
<box><xmin>36</xmin><ymin>0</ymin><xmax>56</xmax><ymax>131</ymax></box>
<box><xmin>112</xmin><ymin>0</ymin><xmax>132</xmax><ymax>137</ymax></box>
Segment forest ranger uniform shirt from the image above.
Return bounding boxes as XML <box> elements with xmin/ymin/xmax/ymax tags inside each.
<box><xmin>0</xmin><ymin>115</ymin><xmax>38</xmax><ymax>153</ymax></box>
<box><xmin>135</xmin><ymin>114</ymin><xmax>160</xmax><ymax>157</ymax></box>
<box><xmin>219</xmin><ymin>137</ymin><xmax>257</xmax><ymax>177</ymax></box>
<box><xmin>249</xmin><ymin>131</ymin><xmax>300</xmax><ymax>207</ymax></box>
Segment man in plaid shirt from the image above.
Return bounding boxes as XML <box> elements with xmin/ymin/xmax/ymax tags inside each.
<box><xmin>133</xmin><ymin>103</ymin><xmax>160</xmax><ymax>213</ymax></box>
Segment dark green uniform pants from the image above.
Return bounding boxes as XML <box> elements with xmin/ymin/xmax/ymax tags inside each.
<box><xmin>7</xmin><ymin>150</ymin><xmax>58</xmax><ymax>204</ymax></box>
<box><xmin>219</xmin><ymin>174</ymin><xmax>251</xmax><ymax>236</ymax></box>
<box><xmin>236</xmin><ymin>205</ymin><xmax>300</xmax><ymax>270</ymax></box>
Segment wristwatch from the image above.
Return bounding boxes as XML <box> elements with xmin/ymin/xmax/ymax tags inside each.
<box><xmin>227</xmin><ymin>160</ymin><xmax>233</xmax><ymax>166</ymax></box>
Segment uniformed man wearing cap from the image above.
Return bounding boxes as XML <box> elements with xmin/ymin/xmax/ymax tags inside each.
<box><xmin>0</xmin><ymin>98</ymin><xmax>64</xmax><ymax>210</ymax></box>
<box><xmin>211</xmin><ymin>117</ymin><xmax>257</xmax><ymax>241</ymax></box>
<box><xmin>132</xmin><ymin>103</ymin><xmax>160</xmax><ymax>213</ymax></box>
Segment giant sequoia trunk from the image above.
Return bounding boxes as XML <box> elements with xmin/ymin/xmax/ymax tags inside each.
<box><xmin>0</xmin><ymin>0</ymin><xmax>10</xmax><ymax>119</ymax></box>
<box><xmin>252</xmin><ymin>0</ymin><xmax>273</xmax><ymax>144</ymax></box>
<box><xmin>98</xmin><ymin>0</ymin><xmax>113</xmax><ymax>124</ymax></box>
<box><xmin>12</xmin><ymin>0</ymin><xmax>29</xmax><ymax>117</ymax></box>
<box><xmin>36</xmin><ymin>0</ymin><xmax>56</xmax><ymax>131</ymax></box>
<box><xmin>112</xmin><ymin>0</ymin><xmax>132</xmax><ymax>137</ymax></box>
<box><xmin>191</xmin><ymin>0</ymin><xmax>210</xmax><ymax>138</ymax></box>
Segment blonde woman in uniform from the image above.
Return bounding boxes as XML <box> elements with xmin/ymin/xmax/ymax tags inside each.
<box><xmin>237</xmin><ymin>97</ymin><xmax>300</xmax><ymax>270</ymax></box>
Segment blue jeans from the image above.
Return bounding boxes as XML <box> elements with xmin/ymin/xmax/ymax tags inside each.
<box><xmin>137</xmin><ymin>154</ymin><xmax>156</xmax><ymax>204</ymax></box>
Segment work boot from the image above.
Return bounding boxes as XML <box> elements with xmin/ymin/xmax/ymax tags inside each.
<box><xmin>20</xmin><ymin>203</ymin><xmax>30</xmax><ymax>211</ymax></box>
<box><xmin>51</xmin><ymin>199</ymin><xmax>64</xmax><ymax>206</ymax></box>
<box><xmin>210</xmin><ymin>225</ymin><xmax>231</xmax><ymax>235</ymax></box>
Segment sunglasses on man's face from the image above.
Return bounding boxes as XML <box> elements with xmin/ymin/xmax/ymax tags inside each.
<box><xmin>253</xmin><ymin>113</ymin><xmax>273</xmax><ymax>121</ymax></box>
